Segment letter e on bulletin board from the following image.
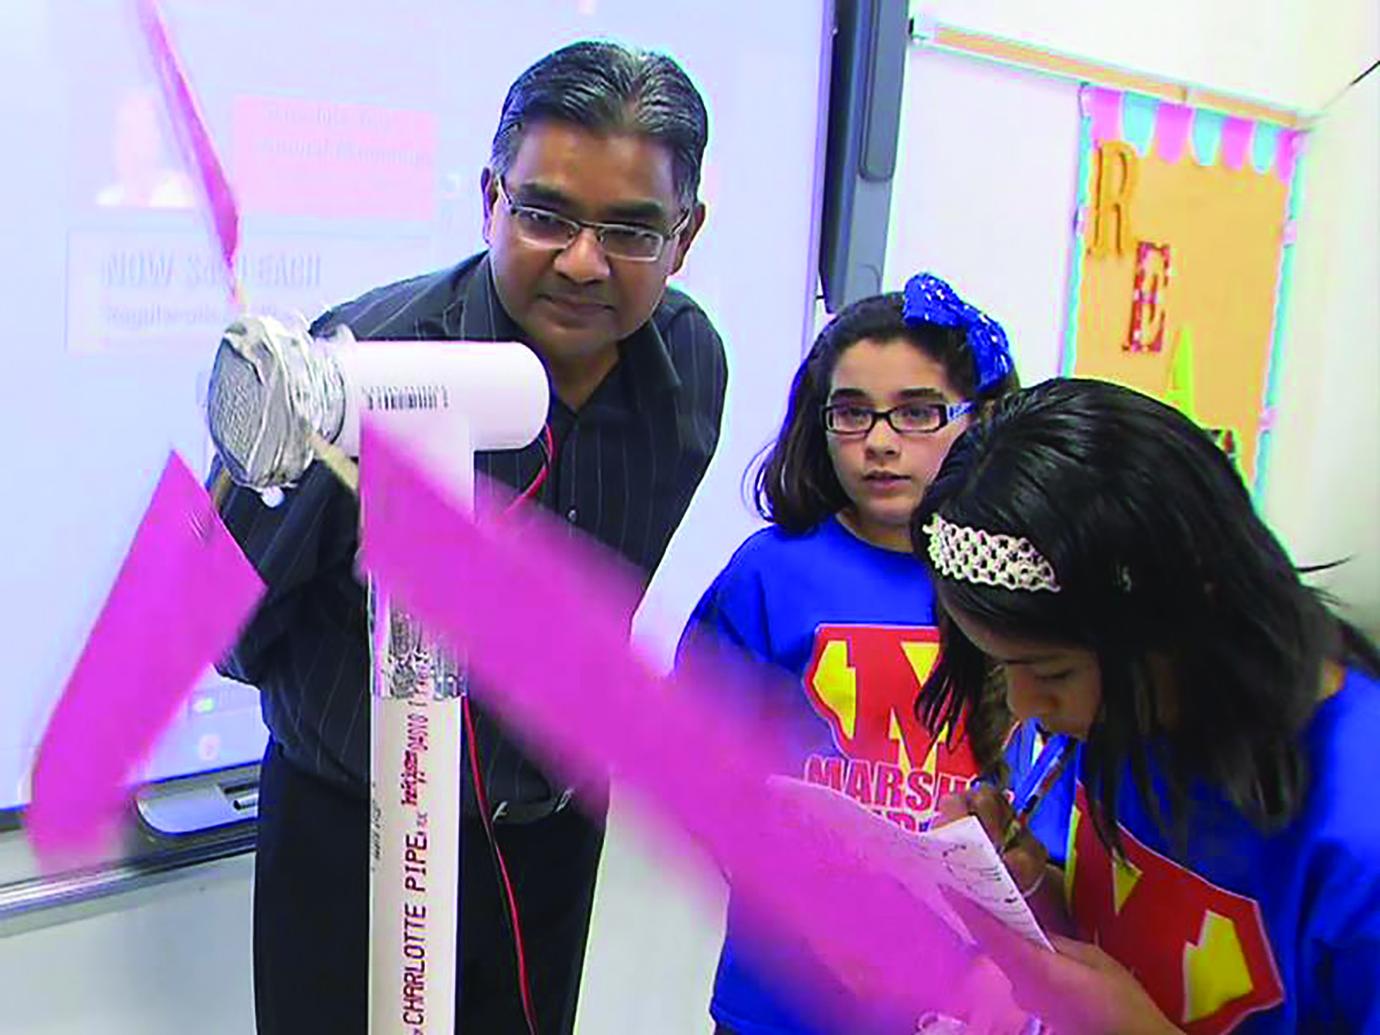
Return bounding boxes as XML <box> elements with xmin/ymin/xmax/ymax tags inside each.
<box><xmin>1063</xmin><ymin>86</ymin><xmax>1305</xmax><ymax>489</ymax></box>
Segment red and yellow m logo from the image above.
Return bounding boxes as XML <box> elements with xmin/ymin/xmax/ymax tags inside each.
<box><xmin>800</xmin><ymin>625</ymin><xmax>977</xmax><ymax>826</ymax></box>
<box><xmin>1066</xmin><ymin>784</ymin><xmax>1285</xmax><ymax>1033</ymax></box>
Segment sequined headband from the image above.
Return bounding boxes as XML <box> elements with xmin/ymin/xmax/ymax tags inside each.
<box><xmin>923</xmin><ymin>513</ymin><xmax>1061</xmax><ymax>593</ymax></box>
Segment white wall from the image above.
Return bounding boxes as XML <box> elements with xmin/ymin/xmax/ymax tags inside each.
<box><xmin>914</xmin><ymin>0</ymin><xmax>1379</xmax><ymax>112</ymax></box>
<box><xmin>881</xmin><ymin>47</ymin><xmax>1081</xmax><ymax>383</ymax></box>
<box><xmin>0</xmin><ymin>853</ymin><xmax>255</xmax><ymax>1035</ymax></box>
<box><xmin>1261</xmin><ymin>73</ymin><xmax>1380</xmax><ymax>634</ymax></box>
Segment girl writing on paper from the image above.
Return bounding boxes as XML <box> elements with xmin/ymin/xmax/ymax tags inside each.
<box><xmin>918</xmin><ymin>378</ymin><xmax>1380</xmax><ymax>1033</ymax></box>
<box><xmin>680</xmin><ymin>274</ymin><xmax>1027</xmax><ymax>1035</ymax></box>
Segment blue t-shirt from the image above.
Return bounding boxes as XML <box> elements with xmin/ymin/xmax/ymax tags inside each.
<box><xmin>681</xmin><ymin>517</ymin><xmax>981</xmax><ymax>1035</ymax></box>
<box><xmin>1010</xmin><ymin>667</ymin><xmax>1380</xmax><ymax>1033</ymax></box>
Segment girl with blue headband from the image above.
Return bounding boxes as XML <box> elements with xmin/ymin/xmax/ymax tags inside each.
<box><xmin>679</xmin><ymin>274</ymin><xmax>1024</xmax><ymax>1034</ymax></box>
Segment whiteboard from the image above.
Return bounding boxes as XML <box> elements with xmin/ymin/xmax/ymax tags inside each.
<box><xmin>0</xmin><ymin>0</ymin><xmax>832</xmax><ymax>810</ymax></box>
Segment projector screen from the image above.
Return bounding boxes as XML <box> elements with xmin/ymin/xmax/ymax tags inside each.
<box><xmin>0</xmin><ymin>0</ymin><xmax>831</xmax><ymax>811</ymax></box>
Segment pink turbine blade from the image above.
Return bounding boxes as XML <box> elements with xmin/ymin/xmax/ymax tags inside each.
<box><xmin>27</xmin><ymin>454</ymin><xmax>262</xmax><ymax>866</ymax></box>
<box><xmin>135</xmin><ymin>0</ymin><xmax>243</xmax><ymax>304</ymax></box>
<box><xmin>356</xmin><ymin>420</ymin><xmax>1050</xmax><ymax>1031</ymax></box>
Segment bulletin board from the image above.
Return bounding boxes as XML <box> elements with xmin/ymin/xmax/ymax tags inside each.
<box><xmin>1063</xmin><ymin>86</ymin><xmax>1306</xmax><ymax>487</ymax></box>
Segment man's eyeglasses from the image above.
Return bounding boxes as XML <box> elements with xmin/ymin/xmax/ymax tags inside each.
<box><xmin>822</xmin><ymin>400</ymin><xmax>974</xmax><ymax>436</ymax></box>
<box><xmin>494</xmin><ymin>177</ymin><xmax>691</xmax><ymax>263</ymax></box>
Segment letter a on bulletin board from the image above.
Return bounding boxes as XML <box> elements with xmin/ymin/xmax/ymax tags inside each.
<box><xmin>1062</xmin><ymin>86</ymin><xmax>1306</xmax><ymax>490</ymax></box>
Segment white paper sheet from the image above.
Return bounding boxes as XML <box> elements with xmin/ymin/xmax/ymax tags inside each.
<box><xmin>768</xmin><ymin>776</ymin><xmax>1054</xmax><ymax>951</ymax></box>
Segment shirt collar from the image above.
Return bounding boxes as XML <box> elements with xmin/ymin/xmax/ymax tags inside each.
<box><xmin>454</xmin><ymin>254</ymin><xmax>523</xmax><ymax>342</ymax></box>
<box><xmin>453</xmin><ymin>254</ymin><xmax>682</xmax><ymax>415</ymax></box>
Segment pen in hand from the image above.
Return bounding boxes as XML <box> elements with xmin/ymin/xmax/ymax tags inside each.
<box><xmin>999</xmin><ymin>733</ymin><xmax>1077</xmax><ymax>854</ymax></box>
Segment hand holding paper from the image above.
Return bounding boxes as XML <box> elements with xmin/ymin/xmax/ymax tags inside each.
<box><xmin>768</xmin><ymin>777</ymin><xmax>1052</xmax><ymax>950</ymax></box>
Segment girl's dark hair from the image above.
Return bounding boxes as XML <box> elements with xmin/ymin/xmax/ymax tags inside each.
<box><xmin>753</xmin><ymin>292</ymin><xmax>1019</xmax><ymax>534</ymax></box>
<box><xmin>914</xmin><ymin>378</ymin><xmax>1380</xmax><ymax>851</ymax></box>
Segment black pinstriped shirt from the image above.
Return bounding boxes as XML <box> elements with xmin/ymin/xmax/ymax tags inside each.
<box><xmin>214</xmin><ymin>252</ymin><xmax>727</xmax><ymax>808</ymax></box>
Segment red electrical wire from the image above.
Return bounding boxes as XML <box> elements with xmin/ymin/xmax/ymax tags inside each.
<box><xmin>464</xmin><ymin>420</ymin><xmax>554</xmax><ymax>1034</ymax></box>
<box><xmin>463</xmin><ymin>695</ymin><xmax>540</xmax><ymax>1035</ymax></box>
<box><xmin>509</xmin><ymin>424</ymin><xmax>555</xmax><ymax>509</ymax></box>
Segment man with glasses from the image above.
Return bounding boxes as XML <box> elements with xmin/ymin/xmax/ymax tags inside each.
<box><xmin>216</xmin><ymin>41</ymin><xmax>725</xmax><ymax>1035</ymax></box>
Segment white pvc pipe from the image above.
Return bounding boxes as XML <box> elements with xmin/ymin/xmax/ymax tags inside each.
<box><xmin>359</xmin><ymin>345</ymin><xmax>548</xmax><ymax>1035</ymax></box>
<box><xmin>370</xmin><ymin>615</ymin><xmax>466</xmax><ymax>1035</ymax></box>
<box><xmin>332</xmin><ymin>339</ymin><xmax>548</xmax><ymax>456</ymax></box>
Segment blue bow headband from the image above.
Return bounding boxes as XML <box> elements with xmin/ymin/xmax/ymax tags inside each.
<box><xmin>902</xmin><ymin>273</ymin><xmax>1014</xmax><ymax>394</ymax></box>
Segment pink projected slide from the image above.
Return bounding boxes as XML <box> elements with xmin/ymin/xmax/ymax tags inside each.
<box><xmin>95</xmin><ymin>86</ymin><xmax>196</xmax><ymax>211</ymax></box>
<box><xmin>232</xmin><ymin>96</ymin><xmax>438</xmax><ymax>221</ymax></box>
